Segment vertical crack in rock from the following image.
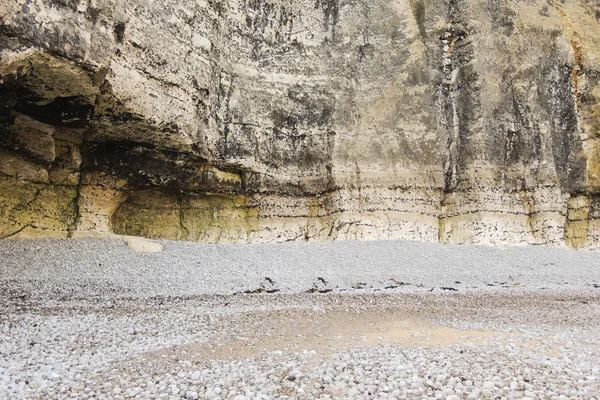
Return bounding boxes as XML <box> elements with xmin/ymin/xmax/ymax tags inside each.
<box><xmin>437</xmin><ymin>0</ymin><xmax>474</xmax><ymax>243</ymax></box>
<box><xmin>519</xmin><ymin>182</ymin><xmax>538</xmax><ymax>243</ymax></box>
<box><xmin>68</xmin><ymin>94</ymin><xmax>96</xmax><ymax>237</ymax></box>
<box><xmin>216</xmin><ymin>72</ymin><xmax>235</xmax><ymax>157</ymax></box>
<box><xmin>177</xmin><ymin>194</ymin><xmax>190</xmax><ymax>240</ymax></box>
<box><xmin>564</xmin><ymin>194</ymin><xmax>592</xmax><ymax>248</ymax></box>
<box><xmin>570</xmin><ymin>39</ymin><xmax>584</xmax><ymax>112</ymax></box>
<box><xmin>439</xmin><ymin>0</ymin><xmax>471</xmax><ymax>195</ymax></box>
<box><xmin>354</xmin><ymin>158</ymin><xmax>363</xmax><ymax>210</ymax></box>
<box><xmin>68</xmin><ymin>134</ymin><xmax>85</xmax><ymax>237</ymax></box>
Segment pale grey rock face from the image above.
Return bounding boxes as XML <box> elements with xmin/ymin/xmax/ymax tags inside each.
<box><xmin>1</xmin><ymin>0</ymin><xmax>600</xmax><ymax>248</ymax></box>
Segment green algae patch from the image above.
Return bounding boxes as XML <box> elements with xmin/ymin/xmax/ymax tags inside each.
<box><xmin>110</xmin><ymin>190</ymin><xmax>258</xmax><ymax>242</ymax></box>
<box><xmin>564</xmin><ymin>195</ymin><xmax>592</xmax><ymax>249</ymax></box>
<box><xmin>0</xmin><ymin>178</ymin><xmax>79</xmax><ymax>238</ymax></box>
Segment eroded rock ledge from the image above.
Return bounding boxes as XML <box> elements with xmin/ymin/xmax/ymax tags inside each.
<box><xmin>1</xmin><ymin>0</ymin><xmax>600</xmax><ymax>248</ymax></box>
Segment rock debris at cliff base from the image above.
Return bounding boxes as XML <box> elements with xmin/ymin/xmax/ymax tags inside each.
<box><xmin>2</xmin><ymin>0</ymin><xmax>600</xmax><ymax>248</ymax></box>
<box><xmin>1</xmin><ymin>238</ymin><xmax>599</xmax><ymax>399</ymax></box>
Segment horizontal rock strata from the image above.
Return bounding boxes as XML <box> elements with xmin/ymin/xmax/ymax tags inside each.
<box><xmin>1</xmin><ymin>0</ymin><xmax>600</xmax><ymax>248</ymax></box>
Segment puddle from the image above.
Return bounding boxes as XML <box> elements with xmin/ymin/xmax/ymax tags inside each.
<box><xmin>366</xmin><ymin>321</ymin><xmax>498</xmax><ymax>347</ymax></box>
<box><xmin>113</xmin><ymin>306</ymin><xmax>564</xmax><ymax>375</ymax></box>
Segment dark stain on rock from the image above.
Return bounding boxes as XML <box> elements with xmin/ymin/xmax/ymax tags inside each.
<box><xmin>0</xmin><ymin>77</ymin><xmax>18</xmax><ymax>140</ymax></box>
<box><xmin>486</xmin><ymin>0</ymin><xmax>517</xmax><ymax>36</ymax></box>
<box><xmin>357</xmin><ymin>42</ymin><xmax>375</xmax><ymax>62</ymax></box>
<box><xmin>243</xmin><ymin>0</ymin><xmax>299</xmax><ymax>47</ymax></box>
<box><xmin>15</xmin><ymin>95</ymin><xmax>94</xmax><ymax>129</ymax></box>
<box><xmin>113</xmin><ymin>22</ymin><xmax>126</xmax><ymax>44</ymax></box>
<box><xmin>315</xmin><ymin>0</ymin><xmax>340</xmax><ymax>40</ymax></box>
<box><xmin>49</xmin><ymin>0</ymin><xmax>80</xmax><ymax>12</ymax></box>
<box><xmin>411</xmin><ymin>0</ymin><xmax>427</xmax><ymax>38</ymax></box>
<box><xmin>86</xmin><ymin>7</ymin><xmax>101</xmax><ymax>23</ymax></box>
<box><xmin>84</xmin><ymin>139</ymin><xmax>239</xmax><ymax>192</ymax></box>
<box><xmin>540</xmin><ymin>62</ymin><xmax>586</xmax><ymax>193</ymax></box>
<box><xmin>507</xmin><ymin>86</ymin><xmax>542</xmax><ymax>167</ymax></box>
<box><xmin>1</xmin><ymin>61</ymin><xmax>96</xmax><ymax>129</ymax></box>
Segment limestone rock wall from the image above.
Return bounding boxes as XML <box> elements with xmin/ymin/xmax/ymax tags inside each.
<box><xmin>1</xmin><ymin>0</ymin><xmax>600</xmax><ymax>248</ymax></box>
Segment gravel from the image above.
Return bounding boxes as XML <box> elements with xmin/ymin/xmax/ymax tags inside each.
<box><xmin>1</xmin><ymin>238</ymin><xmax>599</xmax><ymax>298</ymax></box>
<box><xmin>1</xmin><ymin>238</ymin><xmax>600</xmax><ymax>399</ymax></box>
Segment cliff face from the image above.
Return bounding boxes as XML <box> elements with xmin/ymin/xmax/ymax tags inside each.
<box><xmin>1</xmin><ymin>0</ymin><xmax>600</xmax><ymax>248</ymax></box>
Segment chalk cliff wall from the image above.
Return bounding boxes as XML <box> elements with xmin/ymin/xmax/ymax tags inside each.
<box><xmin>1</xmin><ymin>0</ymin><xmax>600</xmax><ymax>248</ymax></box>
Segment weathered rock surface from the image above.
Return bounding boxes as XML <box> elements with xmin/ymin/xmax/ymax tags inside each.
<box><xmin>1</xmin><ymin>0</ymin><xmax>600</xmax><ymax>248</ymax></box>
